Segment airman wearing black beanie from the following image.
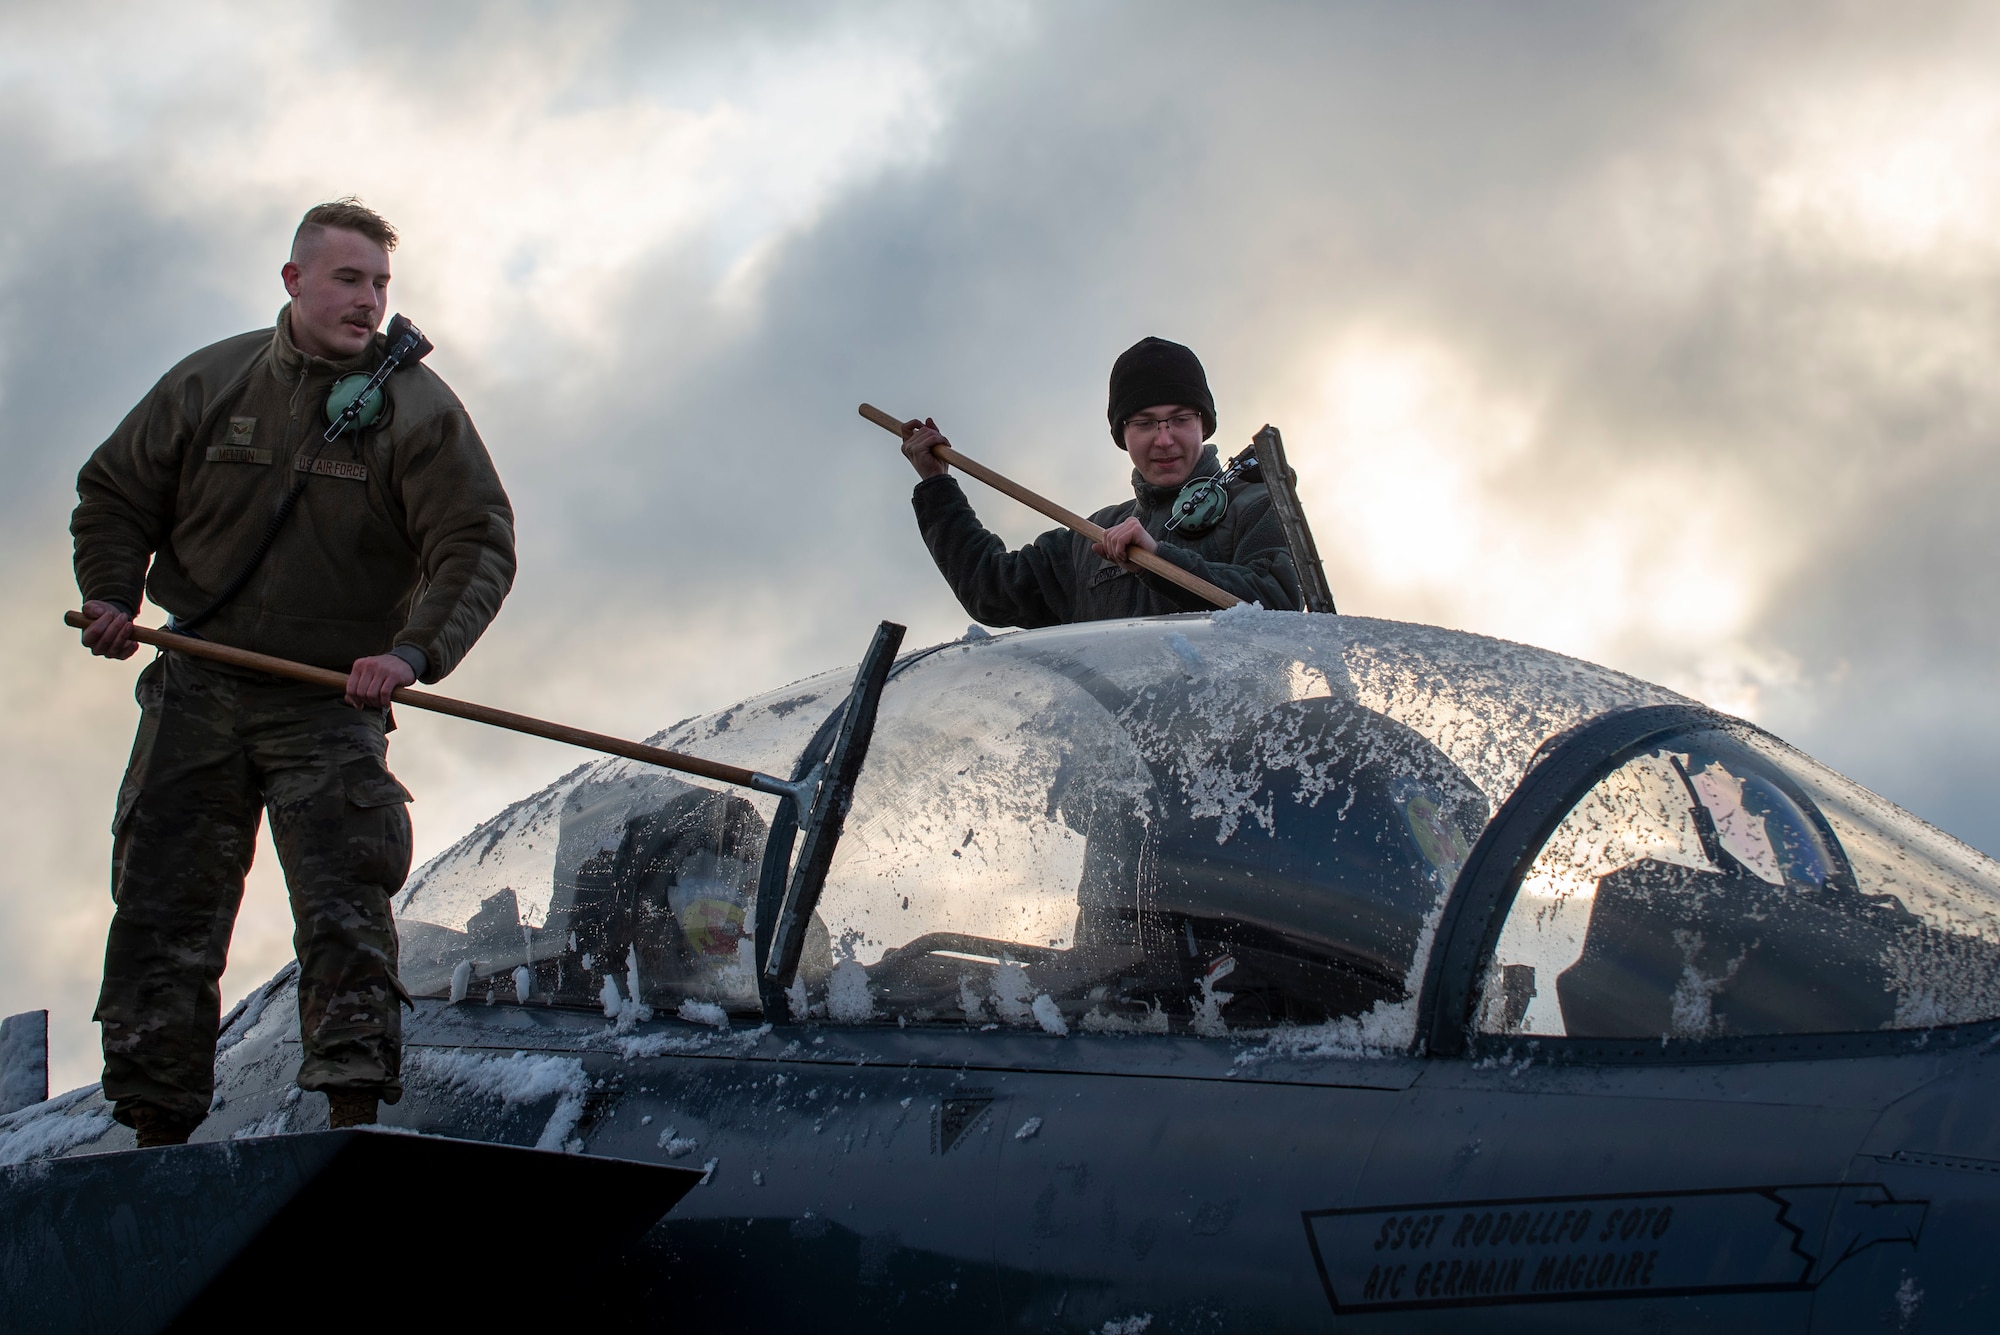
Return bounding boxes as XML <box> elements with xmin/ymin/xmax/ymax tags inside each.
<box><xmin>902</xmin><ymin>336</ymin><xmax>1301</xmax><ymax>626</ymax></box>
<box><xmin>1107</xmin><ymin>336</ymin><xmax>1217</xmax><ymax>447</ymax></box>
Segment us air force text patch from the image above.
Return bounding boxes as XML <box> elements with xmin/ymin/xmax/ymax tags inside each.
<box><xmin>295</xmin><ymin>455</ymin><xmax>368</xmax><ymax>482</ymax></box>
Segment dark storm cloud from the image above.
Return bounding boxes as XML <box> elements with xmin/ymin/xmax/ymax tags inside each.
<box><xmin>1761</xmin><ymin>457</ymin><xmax>2000</xmax><ymax>853</ymax></box>
<box><xmin>0</xmin><ymin>135</ymin><xmax>266</xmax><ymax>537</ymax></box>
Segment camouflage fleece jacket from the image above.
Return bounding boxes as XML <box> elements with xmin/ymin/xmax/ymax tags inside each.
<box><xmin>911</xmin><ymin>444</ymin><xmax>1301</xmax><ymax>627</ymax></box>
<box><xmin>72</xmin><ymin>305</ymin><xmax>515</xmax><ymax>681</ymax></box>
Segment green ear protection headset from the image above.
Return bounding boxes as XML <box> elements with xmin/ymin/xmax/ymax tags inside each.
<box><xmin>1164</xmin><ymin>445</ymin><xmax>1262</xmax><ymax>537</ymax></box>
<box><xmin>323</xmin><ymin>312</ymin><xmax>434</xmax><ymax>439</ymax></box>
<box><xmin>326</xmin><ymin>372</ymin><xmax>388</xmax><ymax>434</ymax></box>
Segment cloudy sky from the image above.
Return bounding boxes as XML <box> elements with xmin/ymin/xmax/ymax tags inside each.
<box><xmin>5</xmin><ymin>0</ymin><xmax>1998</xmax><ymax>1093</ymax></box>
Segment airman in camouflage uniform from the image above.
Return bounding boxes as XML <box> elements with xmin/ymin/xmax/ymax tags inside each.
<box><xmin>72</xmin><ymin>201</ymin><xmax>515</xmax><ymax>1145</ymax></box>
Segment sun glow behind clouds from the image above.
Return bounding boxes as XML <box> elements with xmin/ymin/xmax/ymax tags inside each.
<box><xmin>1306</xmin><ymin>335</ymin><xmax>1535</xmax><ymax>592</ymax></box>
<box><xmin>1293</xmin><ymin>332</ymin><xmax>1782</xmax><ymax>715</ymax></box>
<box><xmin>1758</xmin><ymin>85</ymin><xmax>2000</xmax><ymax>264</ymax></box>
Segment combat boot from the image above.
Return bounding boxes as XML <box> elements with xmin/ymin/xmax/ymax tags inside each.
<box><xmin>327</xmin><ymin>1089</ymin><xmax>379</xmax><ymax>1128</ymax></box>
<box><xmin>127</xmin><ymin>1104</ymin><xmax>199</xmax><ymax>1148</ymax></box>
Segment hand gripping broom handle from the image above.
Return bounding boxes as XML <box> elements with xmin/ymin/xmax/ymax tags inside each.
<box><xmin>62</xmin><ymin>611</ymin><xmax>780</xmax><ymax>794</ymax></box>
<box><xmin>858</xmin><ymin>403</ymin><xmax>1240</xmax><ymax>610</ymax></box>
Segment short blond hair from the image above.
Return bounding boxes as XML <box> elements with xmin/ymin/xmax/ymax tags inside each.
<box><xmin>291</xmin><ymin>197</ymin><xmax>398</xmax><ymax>260</ymax></box>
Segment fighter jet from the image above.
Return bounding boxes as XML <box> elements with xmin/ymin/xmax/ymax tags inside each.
<box><xmin>6</xmin><ymin>608</ymin><xmax>1997</xmax><ymax>1332</ymax></box>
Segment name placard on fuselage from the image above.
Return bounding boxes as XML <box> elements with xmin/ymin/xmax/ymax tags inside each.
<box><xmin>1303</xmin><ymin>1183</ymin><xmax>1923</xmax><ymax>1314</ymax></box>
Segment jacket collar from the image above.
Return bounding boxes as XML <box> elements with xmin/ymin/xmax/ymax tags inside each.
<box><xmin>1132</xmin><ymin>444</ymin><xmax>1222</xmax><ymax>516</ymax></box>
<box><xmin>272</xmin><ymin>302</ymin><xmax>379</xmax><ymax>379</ymax></box>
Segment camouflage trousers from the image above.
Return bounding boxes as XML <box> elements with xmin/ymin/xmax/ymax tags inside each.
<box><xmin>96</xmin><ymin>651</ymin><xmax>414</xmax><ymax>1127</ymax></box>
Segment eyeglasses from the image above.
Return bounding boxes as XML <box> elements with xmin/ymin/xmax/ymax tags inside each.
<box><xmin>1124</xmin><ymin>411</ymin><xmax>1203</xmax><ymax>437</ymax></box>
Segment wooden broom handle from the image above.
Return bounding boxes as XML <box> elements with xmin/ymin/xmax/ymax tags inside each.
<box><xmin>63</xmin><ymin>611</ymin><xmax>765</xmax><ymax>790</ymax></box>
<box><xmin>859</xmin><ymin>403</ymin><xmax>1241</xmax><ymax>610</ymax></box>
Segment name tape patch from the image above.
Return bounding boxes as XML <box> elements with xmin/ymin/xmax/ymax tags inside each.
<box><xmin>205</xmin><ymin>446</ymin><xmax>272</xmax><ymax>465</ymax></box>
<box><xmin>295</xmin><ymin>455</ymin><xmax>368</xmax><ymax>482</ymax></box>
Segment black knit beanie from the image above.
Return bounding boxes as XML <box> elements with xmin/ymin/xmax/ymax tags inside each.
<box><xmin>1107</xmin><ymin>336</ymin><xmax>1216</xmax><ymax>449</ymax></box>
